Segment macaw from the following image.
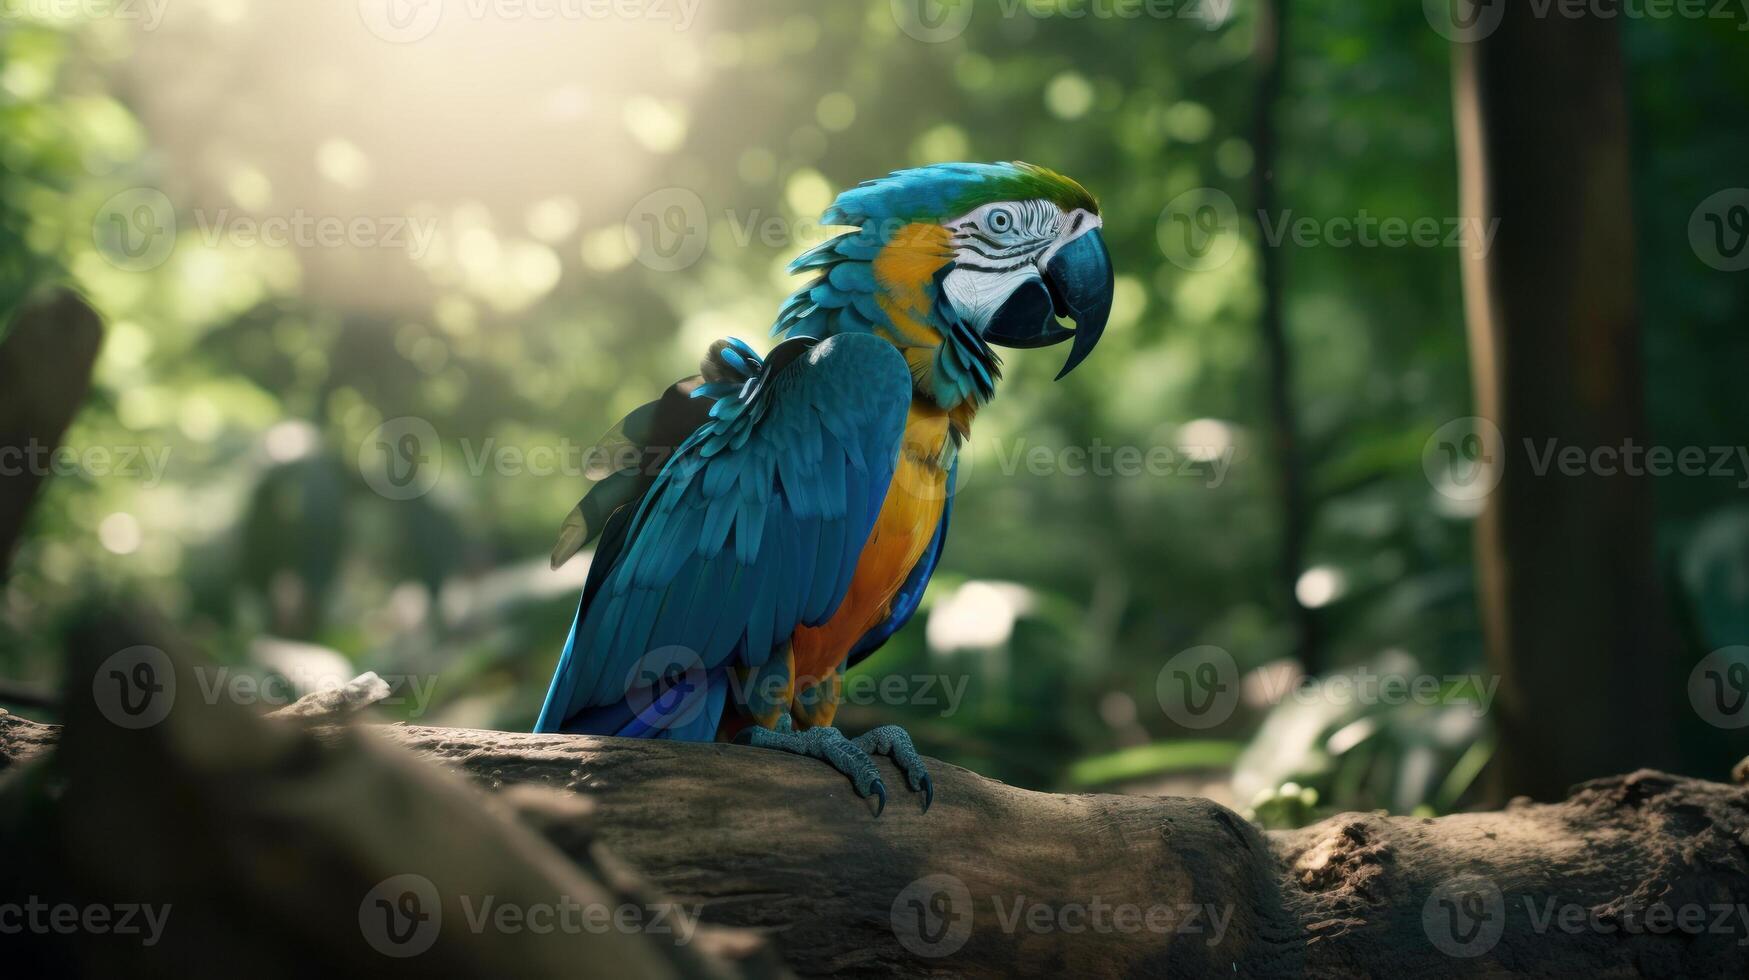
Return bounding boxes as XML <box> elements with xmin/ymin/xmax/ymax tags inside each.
<box><xmin>536</xmin><ymin>162</ymin><xmax>1113</xmax><ymax>814</ymax></box>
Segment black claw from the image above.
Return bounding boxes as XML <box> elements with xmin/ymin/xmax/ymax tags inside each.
<box><xmin>920</xmin><ymin>773</ymin><xmax>934</xmax><ymax>813</ymax></box>
<box><xmin>870</xmin><ymin>779</ymin><xmax>887</xmax><ymax>817</ymax></box>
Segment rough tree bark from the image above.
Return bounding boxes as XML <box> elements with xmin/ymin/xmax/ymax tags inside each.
<box><xmin>5</xmin><ymin>708</ymin><xmax>1748</xmax><ymax>978</ymax></box>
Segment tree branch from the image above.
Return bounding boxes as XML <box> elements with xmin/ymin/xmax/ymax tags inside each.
<box><xmin>5</xmin><ymin>708</ymin><xmax>1747</xmax><ymax>977</ymax></box>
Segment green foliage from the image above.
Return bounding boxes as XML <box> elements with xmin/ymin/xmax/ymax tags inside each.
<box><xmin>1068</xmin><ymin>739</ymin><xmax>1244</xmax><ymax>787</ymax></box>
<box><xmin>1230</xmin><ymin>653</ymin><xmax>1494</xmax><ymax>825</ymax></box>
<box><xmin>1</xmin><ymin>2</ymin><xmax>1745</xmax><ymax>817</ymax></box>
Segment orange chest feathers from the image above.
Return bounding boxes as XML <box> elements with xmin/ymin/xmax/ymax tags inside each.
<box><xmin>790</xmin><ymin>399</ymin><xmax>952</xmax><ymax>682</ymax></box>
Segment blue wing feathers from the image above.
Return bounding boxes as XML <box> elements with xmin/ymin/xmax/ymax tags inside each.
<box><xmin>735</xmin><ymin>491</ymin><xmax>766</xmax><ymax>562</ymax></box>
<box><xmin>814</xmin><ymin>516</ymin><xmax>848</xmax><ymax>617</ymax></box>
<box><xmin>793</xmin><ymin>516</ymin><xmax>826</xmax><ymax>622</ymax></box>
<box><xmin>535</xmin><ymin>333</ymin><xmax>911</xmax><ymax>736</ymax></box>
<box><xmin>772</xmin><ymin>518</ymin><xmax>802</xmax><ymax>639</ymax></box>
<box><xmin>745</xmin><ymin>570</ymin><xmax>778</xmax><ymax>671</ymax></box>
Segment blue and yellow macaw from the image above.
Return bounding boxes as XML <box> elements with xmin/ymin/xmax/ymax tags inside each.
<box><xmin>536</xmin><ymin>162</ymin><xmax>1113</xmax><ymax>814</ymax></box>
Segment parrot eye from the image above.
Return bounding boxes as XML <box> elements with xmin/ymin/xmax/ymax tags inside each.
<box><xmin>987</xmin><ymin>208</ymin><xmax>1013</xmax><ymax>233</ymax></box>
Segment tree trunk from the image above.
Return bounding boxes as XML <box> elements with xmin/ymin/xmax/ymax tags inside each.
<box><xmin>1250</xmin><ymin>0</ymin><xmax>1320</xmax><ymax>674</ymax></box>
<box><xmin>1451</xmin><ymin>2</ymin><xmax>1680</xmax><ymax>802</ymax></box>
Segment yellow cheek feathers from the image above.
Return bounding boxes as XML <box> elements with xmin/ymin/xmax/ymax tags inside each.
<box><xmin>871</xmin><ymin>223</ymin><xmax>953</xmax><ymax>350</ymax></box>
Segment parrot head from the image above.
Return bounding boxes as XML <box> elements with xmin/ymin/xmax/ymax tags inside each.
<box><xmin>776</xmin><ymin>162</ymin><xmax>1113</xmax><ymax>408</ymax></box>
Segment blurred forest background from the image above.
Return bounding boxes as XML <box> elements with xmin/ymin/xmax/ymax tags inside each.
<box><xmin>1</xmin><ymin>0</ymin><xmax>1746</xmax><ymax>825</ymax></box>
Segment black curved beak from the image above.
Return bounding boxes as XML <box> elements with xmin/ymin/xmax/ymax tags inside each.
<box><xmin>981</xmin><ymin>228</ymin><xmax>1113</xmax><ymax>380</ymax></box>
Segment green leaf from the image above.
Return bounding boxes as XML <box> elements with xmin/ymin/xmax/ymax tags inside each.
<box><xmin>1068</xmin><ymin>739</ymin><xmax>1244</xmax><ymax>786</ymax></box>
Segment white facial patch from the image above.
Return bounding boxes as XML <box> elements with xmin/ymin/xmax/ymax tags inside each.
<box><xmin>940</xmin><ymin>200</ymin><xmax>1101</xmax><ymax>333</ymax></box>
<box><xmin>940</xmin><ymin>263</ymin><xmax>1044</xmax><ymax>331</ymax></box>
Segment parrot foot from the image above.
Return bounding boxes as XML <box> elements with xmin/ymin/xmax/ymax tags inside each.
<box><xmin>852</xmin><ymin>724</ymin><xmax>933</xmax><ymax>813</ymax></box>
<box><xmin>735</xmin><ymin>717</ymin><xmax>932</xmax><ymax>816</ymax></box>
